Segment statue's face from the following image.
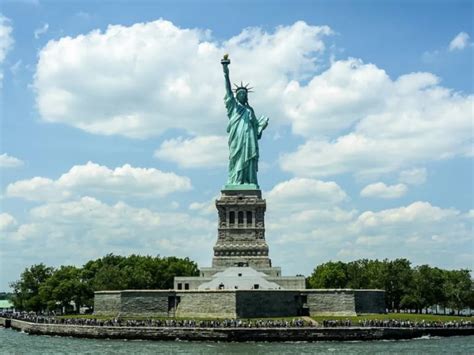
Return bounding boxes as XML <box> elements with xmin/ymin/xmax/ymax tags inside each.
<box><xmin>236</xmin><ymin>90</ymin><xmax>248</xmax><ymax>105</ymax></box>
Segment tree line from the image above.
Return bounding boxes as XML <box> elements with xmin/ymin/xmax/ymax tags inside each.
<box><xmin>9</xmin><ymin>256</ymin><xmax>473</xmax><ymax>314</ymax></box>
<box><xmin>307</xmin><ymin>259</ymin><xmax>473</xmax><ymax>314</ymax></box>
<box><xmin>9</xmin><ymin>254</ymin><xmax>199</xmax><ymax>312</ymax></box>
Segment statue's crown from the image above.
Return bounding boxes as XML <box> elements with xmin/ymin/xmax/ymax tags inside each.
<box><xmin>233</xmin><ymin>81</ymin><xmax>253</xmax><ymax>94</ymax></box>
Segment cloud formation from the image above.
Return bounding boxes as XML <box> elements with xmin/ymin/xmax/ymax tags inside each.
<box><xmin>0</xmin><ymin>14</ymin><xmax>13</xmax><ymax>86</ymax></box>
<box><xmin>266</xmin><ymin>177</ymin><xmax>347</xmax><ymax>211</ymax></box>
<box><xmin>6</xmin><ymin>161</ymin><xmax>191</xmax><ymax>202</ymax></box>
<box><xmin>398</xmin><ymin>168</ymin><xmax>427</xmax><ymax>185</ymax></box>
<box><xmin>280</xmin><ymin>63</ymin><xmax>473</xmax><ymax>178</ymax></box>
<box><xmin>0</xmin><ymin>153</ymin><xmax>23</xmax><ymax>168</ymax></box>
<box><xmin>449</xmin><ymin>32</ymin><xmax>471</xmax><ymax>51</ymax></box>
<box><xmin>2</xmin><ymin>174</ymin><xmax>472</xmax><ymax>288</ymax></box>
<box><xmin>1</xmin><ymin>196</ymin><xmax>215</xmax><ymax>287</ymax></box>
<box><xmin>34</xmin><ymin>23</ymin><xmax>49</xmax><ymax>39</ymax></box>
<box><xmin>34</xmin><ymin>20</ymin><xmax>332</xmax><ymax>139</ymax></box>
<box><xmin>349</xmin><ymin>202</ymin><xmax>472</xmax><ymax>268</ymax></box>
<box><xmin>360</xmin><ymin>182</ymin><xmax>407</xmax><ymax>199</ymax></box>
<box><xmin>33</xmin><ymin>19</ymin><xmax>472</xmax><ymax>180</ymax></box>
<box><xmin>264</xmin><ymin>178</ymin><xmax>472</xmax><ymax>274</ymax></box>
<box><xmin>155</xmin><ymin>135</ymin><xmax>227</xmax><ymax>168</ymax></box>
<box><xmin>0</xmin><ymin>213</ymin><xmax>17</xmax><ymax>232</ymax></box>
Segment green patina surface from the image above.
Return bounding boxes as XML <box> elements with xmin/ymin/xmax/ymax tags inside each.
<box><xmin>221</xmin><ymin>55</ymin><xmax>269</xmax><ymax>188</ymax></box>
<box><xmin>223</xmin><ymin>183</ymin><xmax>259</xmax><ymax>190</ymax></box>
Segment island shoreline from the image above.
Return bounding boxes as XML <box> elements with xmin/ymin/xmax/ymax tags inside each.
<box><xmin>1</xmin><ymin>317</ymin><xmax>473</xmax><ymax>342</ymax></box>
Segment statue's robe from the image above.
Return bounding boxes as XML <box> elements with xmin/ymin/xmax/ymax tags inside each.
<box><xmin>224</xmin><ymin>92</ymin><xmax>267</xmax><ymax>186</ymax></box>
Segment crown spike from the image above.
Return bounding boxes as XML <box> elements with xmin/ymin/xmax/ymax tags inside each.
<box><xmin>232</xmin><ymin>81</ymin><xmax>254</xmax><ymax>94</ymax></box>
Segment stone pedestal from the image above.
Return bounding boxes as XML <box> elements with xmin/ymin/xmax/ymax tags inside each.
<box><xmin>212</xmin><ymin>189</ymin><xmax>272</xmax><ymax>269</ymax></box>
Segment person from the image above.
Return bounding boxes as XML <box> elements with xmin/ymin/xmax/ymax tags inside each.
<box><xmin>221</xmin><ymin>54</ymin><xmax>269</xmax><ymax>187</ymax></box>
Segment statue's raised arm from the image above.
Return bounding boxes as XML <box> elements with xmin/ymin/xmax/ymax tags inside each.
<box><xmin>221</xmin><ymin>54</ymin><xmax>233</xmax><ymax>98</ymax></box>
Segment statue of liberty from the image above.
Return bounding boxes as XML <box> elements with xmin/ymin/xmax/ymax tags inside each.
<box><xmin>221</xmin><ymin>54</ymin><xmax>269</xmax><ymax>189</ymax></box>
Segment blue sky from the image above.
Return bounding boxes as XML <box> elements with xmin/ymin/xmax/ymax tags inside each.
<box><xmin>0</xmin><ymin>0</ymin><xmax>472</xmax><ymax>291</ymax></box>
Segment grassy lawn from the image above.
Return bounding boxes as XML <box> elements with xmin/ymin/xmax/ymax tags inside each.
<box><xmin>311</xmin><ymin>313</ymin><xmax>473</xmax><ymax>323</ymax></box>
<box><xmin>58</xmin><ymin>313</ymin><xmax>473</xmax><ymax>323</ymax></box>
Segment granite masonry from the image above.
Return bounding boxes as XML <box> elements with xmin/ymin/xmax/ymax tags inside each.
<box><xmin>95</xmin><ymin>289</ymin><xmax>385</xmax><ymax>318</ymax></box>
<box><xmin>174</xmin><ymin>189</ymin><xmax>306</xmax><ymax>291</ymax></box>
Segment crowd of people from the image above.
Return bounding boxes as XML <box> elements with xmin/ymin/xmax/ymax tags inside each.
<box><xmin>1</xmin><ymin>312</ymin><xmax>472</xmax><ymax>329</ymax></box>
<box><xmin>323</xmin><ymin>318</ymin><xmax>473</xmax><ymax>328</ymax></box>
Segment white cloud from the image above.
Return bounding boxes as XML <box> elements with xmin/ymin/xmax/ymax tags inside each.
<box><xmin>449</xmin><ymin>32</ymin><xmax>471</xmax><ymax>51</ymax></box>
<box><xmin>398</xmin><ymin>168</ymin><xmax>427</xmax><ymax>185</ymax></box>
<box><xmin>155</xmin><ymin>135</ymin><xmax>227</xmax><ymax>168</ymax></box>
<box><xmin>280</xmin><ymin>61</ymin><xmax>473</xmax><ymax>178</ymax></box>
<box><xmin>283</xmin><ymin>58</ymin><xmax>390</xmax><ymax>138</ymax></box>
<box><xmin>266</xmin><ymin>177</ymin><xmax>347</xmax><ymax>212</ymax></box>
<box><xmin>347</xmin><ymin>202</ymin><xmax>472</xmax><ymax>268</ymax></box>
<box><xmin>34</xmin><ymin>23</ymin><xmax>49</xmax><ymax>39</ymax></box>
<box><xmin>34</xmin><ymin>19</ymin><xmax>472</xmax><ymax>182</ymax></box>
<box><xmin>355</xmin><ymin>201</ymin><xmax>459</xmax><ymax>228</ymax></box>
<box><xmin>360</xmin><ymin>182</ymin><xmax>407</xmax><ymax>199</ymax></box>
<box><xmin>0</xmin><ymin>197</ymin><xmax>215</xmax><ymax>287</ymax></box>
<box><xmin>6</xmin><ymin>161</ymin><xmax>191</xmax><ymax>202</ymax></box>
<box><xmin>0</xmin><ymin>153</ymin><xmax>23</xmax><ymax>168</ymax></box>
<box><xmin>34</xmin><ymin>20</ymin><xmax>332</xmax><ymax>138</ymax></box>
<box><xmin>0</xmin><ymin>14</ymin><xmax>13</xmax><ymax>63</ymax></box>
<box><xmin>189</xmin><ymin>196</ymin><xmax>217</xmax><ymax>216</ymax></box>
<box><xmin>266</xmin><ymin>184</ymin><xmax>472</xmax><ymax>275</ymax></box>
<box><xmin>0</xmin><ymin>14</ymin><xmax>13</xmax><ymax>86</ymax></box>
<box><xmin>257</xmin><ymin>177</ymin><xmax>472</xmax><ymax>275</ymax></box>
<box><xmin>265</xmin><ymin>178</ymin><xmax>354</xmax><ymax>248</ymax></box>
<box><xmin>0</xmin><ymin>213</ymin><xmax>17</xmax><ymax>232</ymax></box>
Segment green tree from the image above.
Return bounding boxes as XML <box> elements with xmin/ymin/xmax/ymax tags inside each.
<box><xmin>39</xmin><ymin>266</ymin><xmax>90</xmax><ymax>312</ymax></box>
<box><xmin>307</xmin><ymin>261</ymin><xmax>348</xmax><ymax>288</ymax></box>
<box><xmin>9</xmin><ymin>254</ymin><xmax>200</xmax><ymax>313</ymax></box>
<box><xmin>345</xmin><ymin>259</ymin><xmax>385</xmax><ymax>290</ymax></box>
<box><xmin>10</xmin><ymin>264</ymin><xmax>54</xmax><ymax>312</ymax></box>
<box><xmin>81</xmin><ymin>254</ymin><xmax>199</xmax><ymax>291</ymax></box>
<box><xmin>401</xmin><ymin>265</ymin><xmax>444</xmax><ymax>313</ymax></box>
<box><xmin>382</xmin><ymin>259</ymin><xmax>413</xmax><ymax>312</ymax></box>
<box><xmin>443</xmin><ymin>269</ymin><xmax>472</xmax><ymax>314</ymax></box>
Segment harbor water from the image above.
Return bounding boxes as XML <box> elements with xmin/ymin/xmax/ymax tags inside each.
<box><xmin>1</xmin><ymin>328</ymin><xmax>473</xmax><ymax>354</ymax></box>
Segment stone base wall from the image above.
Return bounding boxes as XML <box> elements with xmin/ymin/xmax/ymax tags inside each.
<box><xmin>121</xmin><ymin>291</ymin><xmax>174</xmax><ymax>317</ymax></box>
<box><xmin>94</xmin><ymin>292</ymin><xmax>121</xmax><ymax>315</ymax></box>
<box><xmin>176</xmin><ymin>291</ymin><xmax>237</xmax><ymax>318</ymax></box>
<box><xmin>94</xmin><ymin>289</ymin><xmax>385</xmax><ymax>318</ymax></box>
<box><xmin>269</xmin><ymin>276</ymin><xmax>306</xmax><ymax>290</ymax></box>
<box><xmin>354</xmin><ymin>290</ymin><xmax>386</xmax><ymax>314</ymax></box>
<box><xmin>306</xmin><ymin>290</ymin><xmax>356</xmax><ymax>316</ymax></box>
<box><xmin>236</xmin><ymin>291</ymin><xmax>302</xmax><ymax>318</ymax></box>
<box><xmin>3</xmin><ymin>318</ymin><xmax>473</xmax><ymax>341</ymax></box>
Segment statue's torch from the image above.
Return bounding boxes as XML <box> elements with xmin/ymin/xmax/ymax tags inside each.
<box><xmin>221</xmin><ymin>53</ymin><xmax>230</xmax><ymax>66</ymax></box>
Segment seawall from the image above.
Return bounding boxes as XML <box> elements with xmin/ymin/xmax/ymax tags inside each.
<box><xmin>1</xmin><ymin>318</ymin><xmax>473</xmax><ymax>341</ymax></box>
